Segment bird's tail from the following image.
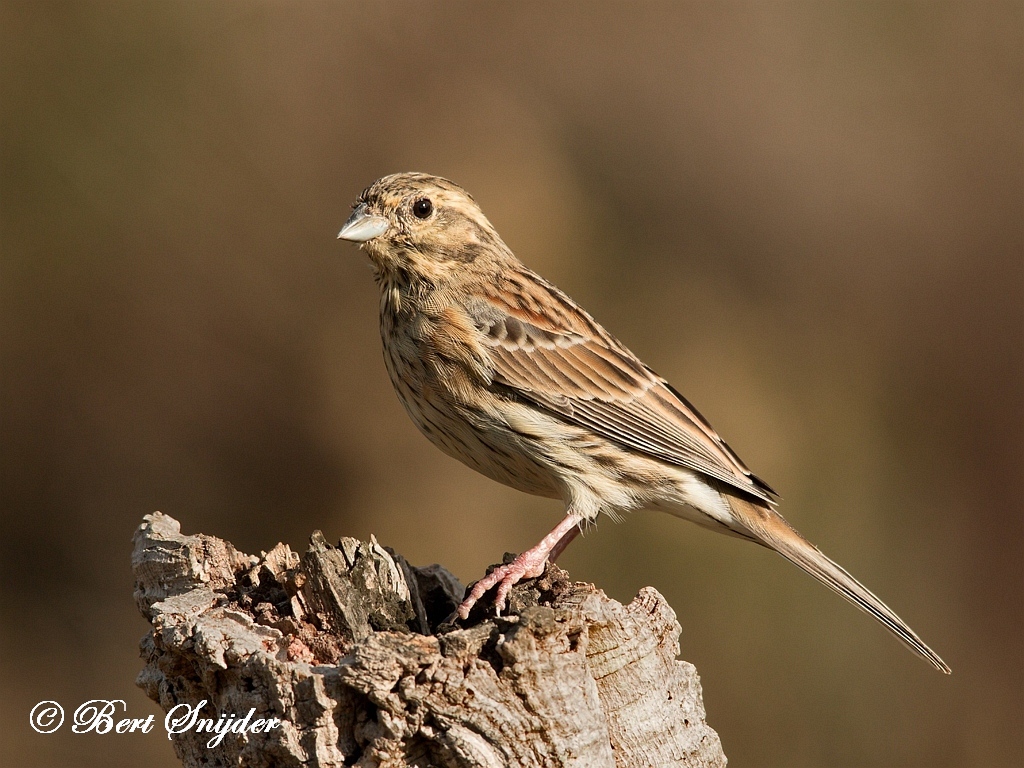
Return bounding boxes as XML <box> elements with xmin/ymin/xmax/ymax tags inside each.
<box><xmin>725</xmin><ymin>494</ymin><xmax>951</xmax><ymax>674</ymax></box>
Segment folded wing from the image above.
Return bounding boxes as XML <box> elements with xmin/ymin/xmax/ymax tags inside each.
<box><xmin>469</xmin><ymin>272</ymin><xmax>777</xmax><ymax>504</ymax></box>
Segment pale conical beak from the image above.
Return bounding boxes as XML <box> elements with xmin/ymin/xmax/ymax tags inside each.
<box><xmin>337</xmin><ymin>204</ymin><xmax>389</xmax><ymax>242</ymax></box>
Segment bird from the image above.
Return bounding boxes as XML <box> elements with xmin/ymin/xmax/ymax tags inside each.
<box><xmin>336</xmin><ymin>171</ymin><xmax>950</xmax><ymax>673</ymax></box>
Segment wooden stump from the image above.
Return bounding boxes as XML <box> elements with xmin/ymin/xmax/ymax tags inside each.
<box><xmin>132</xmin><ymin>512</ymin><xmax>726</xmax><ymax>767</ymax></box>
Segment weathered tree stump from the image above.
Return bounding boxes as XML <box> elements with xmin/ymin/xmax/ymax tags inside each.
<box><xmin>132</xmin><ymin>512</ymin><xmax>726</xmax><ymax>767</ymax></box>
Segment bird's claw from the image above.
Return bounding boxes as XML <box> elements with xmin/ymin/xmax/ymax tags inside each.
<box><xmin>457</xmin><ymin>552</ymin><xmax>548</xmax><ymax>620</ymax></box>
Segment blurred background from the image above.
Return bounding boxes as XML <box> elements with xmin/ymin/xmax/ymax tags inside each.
<box><xmin>2</xmin><ymin>2</ymin><xmax>1021</xmax><ymax>766</ymax></box>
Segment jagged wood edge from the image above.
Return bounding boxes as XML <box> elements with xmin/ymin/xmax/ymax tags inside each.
<box><xmin>132</xmin><ymin>512</ymin><xmax>726</xmax><ymax>768</ymax></box>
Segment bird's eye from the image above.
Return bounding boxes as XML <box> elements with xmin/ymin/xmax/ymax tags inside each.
<box><xmin>412</xmin><ymin>198</ymin><xmax>433</xmax><ymax>219</ymax></box>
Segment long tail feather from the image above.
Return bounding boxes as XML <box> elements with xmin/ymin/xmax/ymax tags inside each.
<box><xmin>726</xmin><ymin>495</ymin><xmax>951</xmax><ymax>674</ymax></box>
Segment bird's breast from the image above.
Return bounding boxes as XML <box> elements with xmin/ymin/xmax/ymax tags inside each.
<box><xmin>377</xmin><ymin>298</ymin><xmax>561</xmax><ymax>499</ymax></box>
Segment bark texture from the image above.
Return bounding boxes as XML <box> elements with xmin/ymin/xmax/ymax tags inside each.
<box><xmin>133</xmin><ymin>512</ymin><xmax>726</xmax><ymax>767</ymax></box>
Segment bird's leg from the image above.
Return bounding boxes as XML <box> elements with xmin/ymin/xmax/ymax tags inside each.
<box><xmin>547</xmin><ymin>524</ymin><xmax>581</xmax><ymax>563</ymax></box>
<box><xmin>457</xmin><ymin>513</ymin><xmax>582</xmax><ymax>620</ymax></box>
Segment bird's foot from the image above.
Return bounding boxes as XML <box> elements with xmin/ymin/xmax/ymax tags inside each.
<box><xmin>457</xmin><ymin>548</ymin><xmax>550</xmax><ymax>620</ymax></box>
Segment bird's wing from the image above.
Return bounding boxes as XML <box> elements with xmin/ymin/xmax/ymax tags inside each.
<box><xmin>468</xmin><ymin>272</ymin><xmax>777</xmax><ymax>503</ymax></box>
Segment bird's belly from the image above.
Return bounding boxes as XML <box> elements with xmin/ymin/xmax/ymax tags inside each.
<box><xmin>381</xmin><ymin>332</ymin><xmax>561</xmax><ymax>499</ymax></box>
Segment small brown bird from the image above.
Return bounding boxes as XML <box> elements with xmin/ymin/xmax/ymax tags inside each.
<box><xmin>337</xmin><ymin>172</ymin><xmax>950</xmax><ymax>673</ymax></box>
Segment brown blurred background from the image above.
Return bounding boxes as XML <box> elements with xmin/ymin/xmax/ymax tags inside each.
<box><xmin>2</xmin><ymin>2</ymin><xmax>1021</xmax><ymax>766</ymax></box>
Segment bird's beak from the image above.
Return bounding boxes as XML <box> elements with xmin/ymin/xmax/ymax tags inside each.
<box><xmin>337</xmin><ymin>204</ymin><xmax>389</xmax><ymax>243</ymax></box>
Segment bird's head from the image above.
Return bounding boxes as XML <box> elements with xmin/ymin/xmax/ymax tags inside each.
<box><xmin>338</xmin><ymin>172</ymin><xmax>511</xmax><ymax>284</ymax></box>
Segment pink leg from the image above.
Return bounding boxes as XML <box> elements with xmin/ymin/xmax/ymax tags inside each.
<box><xmin>457</xmin><ymin>514</ymin><xmax>581</xmax><ymax>620</ymax></box>
<box><xmin>548</xmin><ymin>524</ymin><xmax>580</xmax><ymax>563</ymax></box>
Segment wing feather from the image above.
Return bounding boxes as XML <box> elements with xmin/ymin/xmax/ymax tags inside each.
<box><xmin>470</xmin><ymin>275</ymin><xmax>777</xmax><ymax>502</ymax></box>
